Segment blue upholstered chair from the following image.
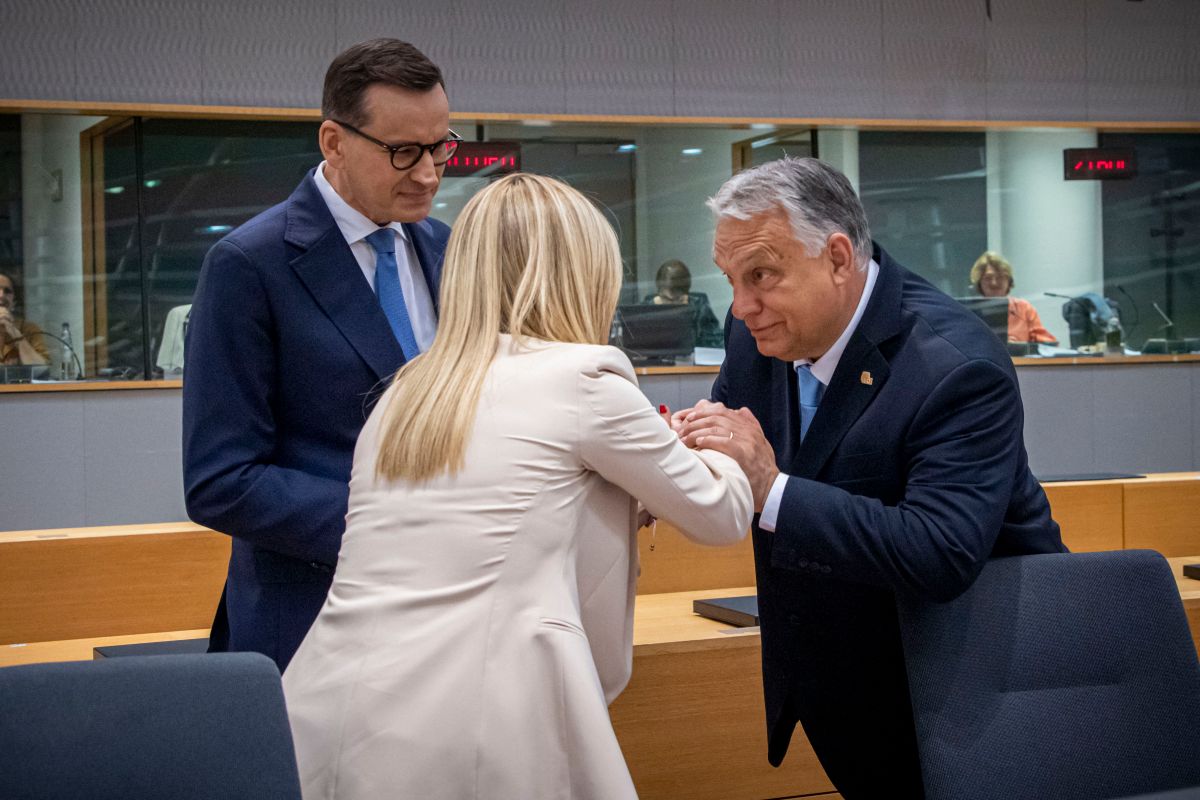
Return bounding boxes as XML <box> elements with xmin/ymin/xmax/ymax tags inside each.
<box><xmin>898</xmin><ymin>550</ymin><xmax>1200</xmax><ymax>800</ymax></box>
<box><xmin>0</xmin><ymin>652</ymin><xmax>301</xmax><ymax>800</ymax></box>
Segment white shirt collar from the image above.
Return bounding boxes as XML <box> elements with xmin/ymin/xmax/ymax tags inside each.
<box><xmin>314</xmin><ymin>161</ymin><xmax>409</xmax><ymax>244</ymax></box>
<box><xmin>795</xmin><ymin>258</ymin><xmax>880</xmax><ymax>386</ymax></box>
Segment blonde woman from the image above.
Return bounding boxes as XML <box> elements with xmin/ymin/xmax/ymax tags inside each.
<box><xmin>282</xmin><ymin>173</ymin><xmax>752</xmax><ymax>799</ymax></box>
<box><xmin>970</xmin><ymin>251</ymin><xmax>1058</xmax><ymax>344</ymax></box>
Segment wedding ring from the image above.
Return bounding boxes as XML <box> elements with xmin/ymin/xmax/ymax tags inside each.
<box><xmin>728</xmin><ymin>430</ymin><xmax>734</xmax><ymax>440</ymax></box>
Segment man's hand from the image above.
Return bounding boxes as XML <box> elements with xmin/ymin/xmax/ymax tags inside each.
<box><xmin>677</xmin><ymin>401</ymin><xmax>779</xmax><ymax>512</ymax></box>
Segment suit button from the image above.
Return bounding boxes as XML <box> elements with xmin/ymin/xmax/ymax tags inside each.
<box><xmin>821</xmin><ymin>565</ymin><xmax>832</xmax><ymax>574</ymax></box>
<box><xmin>798</xmin><ymin>559</ymin><xmax>809</xmax><ymax>568</ymax></box>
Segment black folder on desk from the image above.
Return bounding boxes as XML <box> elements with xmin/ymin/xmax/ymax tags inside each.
<box><xmin>1037</xmin><ymin>472</ymin><xmax>1145</xmax><ymax>482</ymax></box>
<box><xmin>93</xmin><ymin>638</ymin><xmax>209</xmax><ymax>659</ymax></box>
<box><xmin>693</xmin><ymin>595</ymin><xmax>759</xmax><ymax>627</ymax></box>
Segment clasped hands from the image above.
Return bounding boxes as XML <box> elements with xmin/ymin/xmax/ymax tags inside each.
<box><xmin>670</xmin><ymin>400</ymin><xmax>778</xmax><ymax>512</ymax></box>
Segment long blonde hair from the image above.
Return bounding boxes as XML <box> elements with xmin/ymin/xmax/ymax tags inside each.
<box><xmin>375</xmin><ymin>173</ymin><xmax>623</xmax><ymax>482</ymax></box>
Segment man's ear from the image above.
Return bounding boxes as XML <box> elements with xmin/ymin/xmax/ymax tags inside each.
<box><xmin>827</xmin><ymin>232</ymin><xmax>857</xmax><ymax>283</ymax></box>
<box><xmin>318</xmin><ymin>120</ymin><xmax>344</xmax><ymax>167</ymax></box>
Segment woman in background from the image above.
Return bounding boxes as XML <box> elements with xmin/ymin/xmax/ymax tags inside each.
<box><xmin>970</xmin><ymin>251</ymin><xmax>1058</xmax><ymax>344</ymax></box>
<box><xmin>0</xmin><ymin>271</ymin><xmax>49</xmax><ymax>366</ymax></box>
<box><xmin>283</xmin><ymin>174</ymin><xmax>752</xmax><ymax>800</ymax></box>
<box><xmin>643</xmin><ymin>258</ymin><xmax>724</xmax><ymax>347</ymax></box>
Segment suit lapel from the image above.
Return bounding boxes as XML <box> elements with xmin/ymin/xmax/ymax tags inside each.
<box><xmin>794</xmin><ymin>341</ymin><xmax>889</xmax><ymax>479</ymax></box>
<box><xmin>791</xmin><ymin>247</ymin><xmax>906</xmax><ymax>479</ymax></box>
<box><xmin>284</xmin><ymin>172</ymin><xmax>404</xmax><ymax>381</ymax></box>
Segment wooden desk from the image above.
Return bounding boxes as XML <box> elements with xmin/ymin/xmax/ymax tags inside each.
<box><xmin>612</xmin><ymin>587</ymin><xmax>837</xmax><ymax>800</ymax></box>
<box><xmin>1044</xmin><ymin>472</ymin><xmax>1200</xmax><ymax>556</ymax></box>
<box><xmin>2</xmin><ymin>472</ymin><xmax>1196</xmax><ymax>647</ymax></box>
<box><xmin>0</xmin><ymin>523</ymin><xmax>228</xmax><ymax>645</ymax></box>
<box><xmin>1042</xmin><ymin>480</ymin><xmax>1124</xmax><ymax>552</ymax></box>
<box><xmin>636</xmin><ymin>521</ymin><xmax>756</xmax><ymax>594</ymax></box>
<box><xmin>1125</xmin><ymin>475</ymin><xmax>1200</xmax><ymax>557</ymax></box>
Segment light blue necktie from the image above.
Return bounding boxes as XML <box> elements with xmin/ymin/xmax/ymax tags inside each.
<box><xmin>366</xmin><ymin>228</ymin><xmax>420</xmax><ymax>360</ymax></box>
<box><xmin>796</xmin><ymin>364</ymin><xmax>825</xmax><ymax>441</ymax></box>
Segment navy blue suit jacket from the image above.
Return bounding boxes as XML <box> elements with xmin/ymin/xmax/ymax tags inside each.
<box><xmin>711</xmin><ymin>246</ymin><xmax>1065</xmax><ymax>798</ymax></box>
<box><xmin>182</xmin><ymin>170</ymin><xmax>449</xmax><ymax>670</ymax></box>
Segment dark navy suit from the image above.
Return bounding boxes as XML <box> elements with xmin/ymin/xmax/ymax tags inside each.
<box><xmin>711</xmin><ymin>245</ymin><xmax>1065</xmax><ymax>798</ymax></box>
<box><xmin>183</xmin><ymin>169</ymin><xmax>449</xmax><ymax>671</ymax></box>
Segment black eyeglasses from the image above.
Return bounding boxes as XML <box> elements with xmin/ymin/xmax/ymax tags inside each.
<box><xmin>331</xmin><ymin>120</ymin><xmax>462</xmax><ymax>171</ymax></box>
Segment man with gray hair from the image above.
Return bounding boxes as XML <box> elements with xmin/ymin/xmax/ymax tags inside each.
<box><xmin>676</xmin><ymin>156</ymin><xmax>1064</xmax><ymax>798</ymax></box>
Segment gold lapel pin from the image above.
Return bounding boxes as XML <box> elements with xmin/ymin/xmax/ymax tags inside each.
<box><xmin>860</xmin><ymin>371</ymin><xmax>873</xmax><ymax>386</ymax></box>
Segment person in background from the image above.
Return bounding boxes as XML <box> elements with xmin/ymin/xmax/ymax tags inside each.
<box><xmin>673</xmin><ymin>157</ymin><xmax>1064</xmax><ymax>799</ymax></box>
<box><xmin>643</xmin><ymin>258</ymin><xmax>724</xmax><ymax>347</ymax></box>
<box><xmin>183</xmin><ymin>38</ymin><xmax>455</xmax><ymax>671</ymax></box>
<box><xmin>282</xmin><ymin>173</ymin><xmax>752</xmax><ymax>799</ymax></box>
<box><xmin>971</xmin><ymin>250</ymin><xmax>1058</xmax><ymax>344</ymax></box>
<box><xmin>0</xmin><ymin>271</ymin><xmax>49</xmax><ymax>366</ymax></box>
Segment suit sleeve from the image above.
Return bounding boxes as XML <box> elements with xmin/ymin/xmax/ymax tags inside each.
<box><xmin>770</xmin><ymin>358</ymin><xmax>1022</xmax><ymax>602</ymax></box>
<box><xmin>579</xmin><ymin>350</ymin><xmax>752</xmax><ymax>547</ymax></box>
<box><xmin>182</xmin><ymin>239</ymin><xmax>347</xmax><ymax>566</ymax></box>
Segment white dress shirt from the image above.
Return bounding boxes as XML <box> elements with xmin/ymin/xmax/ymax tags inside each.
<box><xmin>313</xmin><ymin>162</ymin><xmax>437</xmax><ymax>351</ymax></box>
<box><xmin>759</xmin><ymin>258</ymin><xmax>880</xmax><ymax>531</ymax></box>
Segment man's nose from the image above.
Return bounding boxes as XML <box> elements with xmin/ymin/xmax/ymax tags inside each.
<box><xmin>407</xmin><ymin>151</ymin><xmax>440</xmax><ymax>187</ymax></box>
<box><xmin>730</xmin><ymin>288</ymin><xmax>756</xmax><ymax>320</ymax></box>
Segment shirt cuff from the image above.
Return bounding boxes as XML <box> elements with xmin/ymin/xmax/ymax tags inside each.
<box><xmin>758</xmin><ymin>472</ymin><xmax>791</xmax><ymax>532</ymax></box>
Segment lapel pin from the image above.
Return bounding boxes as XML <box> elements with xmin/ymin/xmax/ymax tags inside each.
<box><xmin>860</xmin><ymin>371</ymin><xmax>873</xmax><ymax>386</ymax></box>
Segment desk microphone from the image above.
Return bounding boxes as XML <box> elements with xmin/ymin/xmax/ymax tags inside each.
<box><xmin>1152</xmin><ymin>302</ymin><xmax>1174</xmax><ymax>332</ymax></box>
<box><xmin>1144</xmin><ymin>302</ymin><xmax>1185</xmax><ymax>354</ymax></box>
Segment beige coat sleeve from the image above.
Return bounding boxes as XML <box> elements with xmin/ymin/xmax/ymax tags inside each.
<box><xmin>578</xmin><ymin>348</ymin><xmax>753</xmax><ymax>546</ymax></box>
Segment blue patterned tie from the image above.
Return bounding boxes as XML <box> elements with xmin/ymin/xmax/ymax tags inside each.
<box><xmin>366</xmin><ymin>228</ymin><xmax>420</xmax><ymax>360</ymax></box>
<box><xmin>796</xmin><ymin>364</ymin><xmax>825</xmax><ymax>441</ymax></box>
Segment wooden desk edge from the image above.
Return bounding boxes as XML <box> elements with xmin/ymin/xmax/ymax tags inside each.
<box><xmin>0</xmin><ymin>521</ymin><xmax>215</xmax><ymax>544</ymax></box>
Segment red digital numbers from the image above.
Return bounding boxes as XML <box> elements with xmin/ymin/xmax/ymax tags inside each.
<box><xmin>444</xmin><ymin>144</ymin><xmax>522</xmax><ymax>177</ymax></box>
<box><xmin>1064</xmin><ymin>148</ymin><xmax>1136</xmax><ymax>180</ymax></box>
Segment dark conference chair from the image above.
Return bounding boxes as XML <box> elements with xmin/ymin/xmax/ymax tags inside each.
<box><xmin>0</xmin><ymin>652</ymin><xmax>301</xmax><ymax>800</ymax></box>
<box><xmin>898</xmin><ymin>550</ymin><xmax>1200</xmax><ymax>800</ymax></box>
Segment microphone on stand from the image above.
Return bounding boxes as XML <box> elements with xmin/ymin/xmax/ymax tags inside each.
<box><xmin>1143</xmin><ymin>302</ymin><xmax>1185</xmax><ymax>354</ymax></box>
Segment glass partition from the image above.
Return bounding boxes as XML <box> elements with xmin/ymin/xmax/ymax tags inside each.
<box><xmin>1</xmin><ymin>109</ymin><xmax>1198</xmax><ymax>383</ymax></box>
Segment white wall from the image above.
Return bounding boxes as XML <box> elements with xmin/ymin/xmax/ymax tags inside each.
<box><xmin>638</xmin><ymin>127</ymin><xmax>751</xmax><ymax>317</ymax></box>
<box><xmin>817</xmin><ymin>128</ymin><xmax>860</xmax><ymax>193</ymax></box>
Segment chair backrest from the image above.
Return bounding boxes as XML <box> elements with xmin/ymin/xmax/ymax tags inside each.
<box><xmin>898</xmin><ymin>550</ymin><xmax>1200</xmax><ymax>800</ymax></box>
<box><xmin>0</xmin><ymin>652</ymin><xmax>301</xmax><ymax>800</ymax></box>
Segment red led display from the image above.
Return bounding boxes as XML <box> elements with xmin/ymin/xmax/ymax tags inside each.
<box><xmin>444</xmin><ymin>142</ymin><xmax>522</xmax><ymax>177</ymax></box>
<box><xmin>1063</xmin><ymin>147</ymin><xmax>1137</xmax><ymax>180</ymax></box>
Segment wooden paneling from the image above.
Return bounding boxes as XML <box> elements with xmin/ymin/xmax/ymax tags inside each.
<box><xmin>1042</xmin><ymin>481</ymin><xmax>1124</xmax><ymax>552</ymax></box>
<box><xmin>1124</xmin><ymin>479</ymin><xmax>1200</xmax><ymax>557</ymax></box>
<box><xmin>0</xmin><ymin>379</ymin><xmax>182</xmax><ymax>393</ymax></box>
<box><xmin>0</xmin><ymin>524</ymin><xmax>227</xmax><ymax>645</ymax></box>
<box><xmin>636</xmin><ymin>520</ymin><xmax>755</xmax><ymax>595</ymax></box>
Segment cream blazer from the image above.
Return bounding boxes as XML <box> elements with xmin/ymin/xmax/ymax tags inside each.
<box><xmin>283</xmin><ymin>335</ymin><xmax>752</xmax><ymax>799</ymax></box>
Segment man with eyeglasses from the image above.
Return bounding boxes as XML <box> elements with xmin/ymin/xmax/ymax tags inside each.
<box><xmin>184</xmin><ymin>38</ymin><xmax>456</xmax><ymax>671</ymax></box>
